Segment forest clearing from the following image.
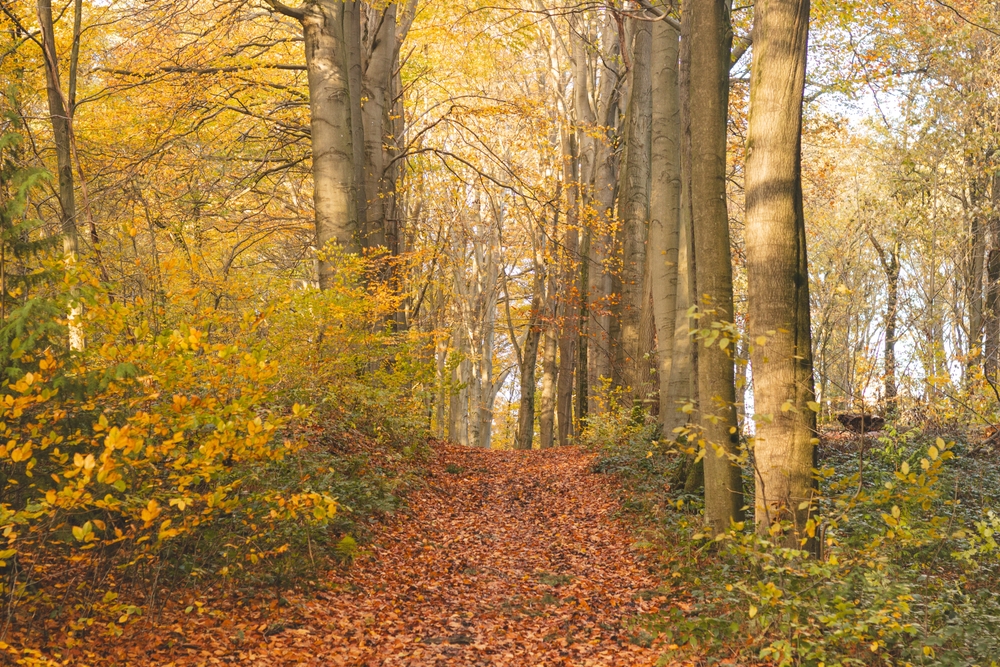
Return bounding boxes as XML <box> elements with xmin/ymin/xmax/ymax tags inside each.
<box><xmin>3</xmin><ymin>0</ymin><xmax>1000</xmax><ymax>665</ymax></box>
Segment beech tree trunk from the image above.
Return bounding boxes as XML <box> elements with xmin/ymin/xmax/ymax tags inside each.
<box><xmin>744</xmin><ymin>0</ymin><xmax>816</xmax><ymax>543</ymax></box>
<box><xmin>669</xmin><ymin>7</ymin><xmax>697</xmax><ymax>440</ymax></box>
<box><xmin>301</xmin><ymin>0</ymin><xmax>361</xmax><ymax>284</ymax></box>
<box><xmin>359</xmin><ymin>2</ymin><xmax>397</xmax><ymax>249</ymax></box>
<box><xmin>587</xmin><ymin>15</ymin><xmax>621</xmax><ymax>415</ymax></box>
<box><xmin>516</xmin><ymin>301</ymin><xmax>542</xmax><ymax>450</ymax></box>
<box><xmin>449</xmin><ymin>330</ymin><xmax>470</xmax><ymax>446</ymax></box>
<box><xmin>344</xmin><ymin>1</ymin><xmax>369</xmax><ymax>231</ymax></box>
<box><xmin>869</xmin><ymin>231</ymin><xmax>900</xmax><ymax>417</ymax></box>
<box><xmin>571</xmin><ymin>23</ymin><xmax>595</xmax><ymax>425</ymax></box>
<box><xmin>619</xmin><ymin>18</ymin><xmax>654</xmax><ymax>405</ymax></box>
<box><xmin>649</xmin><ymin>16</ymin><xmax>682</xmax><ymax>428</ymax></box>
<box><xmin>687</xmin><ymin>0</ymin><xmax>743</xmax><ymax>534</ymax></box>
<box><xmin>557</xmin><ymin>130</ymin><xmax>580</xmax><ymax>446</ymax></box>
<box><xmin>515</xmin><ymin>235</ymin><xmax>546</xmax><ymax>449</ymax></box>
<box><xmin>966</xmin><ymin>173</ymin><xmax>987</xmax><ymax>380</ymax></box>
<box><xmin>539</xmin><ymin>324</ymin><xmax>558</xmax><ymax>448</ymax></box>
<box><xmin>37</xmin><ymin>0</ymin><xmax>84</xmax><ymax>351</ymax></box>
<box><xmin>985</xmin><ymin>172</ymin><xmax>1000</xmax><ymax>379</ymax></box>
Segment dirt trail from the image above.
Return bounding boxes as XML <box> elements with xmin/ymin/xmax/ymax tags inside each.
<box><xmin>138</xmin><ymin>445</ymin><xmax>675</xmax><ymax>666</ymax></box>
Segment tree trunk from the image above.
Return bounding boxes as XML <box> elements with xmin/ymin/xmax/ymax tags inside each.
<box><xmin>967</xmin><ymin>172</ymin><xmax>987</xmax><ymax>378</ymax></box>
<box><xmin>744</xmin><ymin>0</ymin><xmax>816</xmax><ymax>544</ymax></box>
<box><xmin>360</xmin><ymin>2</ymin><xmax>397</xmax><ymax>249</ymax></box>
<box><xmin>571</xmin><ymin>20</ymin><xmax>595</xmax><ymax>427</ymax></box>
<box><xmin>344</xmin><ymin>1</ymin><xmax>369</xmax><ymax>231</ymax></box>
<box><xmin>577</xmin><ymin>228</ymin><xmax>590</xmax><ymax>425</ymax></box>
<box><xmin>557</xmin><ymin>130</ymin><xmax>580</xmax><ymax>446</ymax></box>
<box><xmin>587</xmin><ymin>14</ymin><xmax>621</xmax><ymax>415</ymax></box>
<box><xmin>37</xmin><ymin>0</ymin><xmax>84</xmax><ymax>351</ymax></box>
<box><xmin>687</xmin><ymin>0</ymin><xmax>743</xmax><ymax>534</ymax></box>
<box><xmin>449</xmin><ymin>330</ymin><xmax>470</xmax><ymax>446</ymax></box>
<box><xmin>302</xmin><ymin>0</ymin><xmax>361</xmax><ymax>285</ymax></box>
<box><xmin>619</xmin><ymin>17</ymin><xmax>653</xmax><ymax>406</ymax></box>
<box><xmin>669</xmin><ymin>9</ymin><xmax>697</xmax><ymax>439</ymax></box>
<box><xmin>884</xmin><ymin>251</ymin><xmax>899</xmax><ymax>416</ymax></box>
<box><xmin>515</xmin><ymin>253</ymin><xmax>546</xmax><ymax>449</ymax></box>
<box><xmin>516</xmin><ymin>305</ymin><xmax>542</xmax><ymax>450</ymax></box>
<box><xmin>986</xmin><ymin>172</ymin><xmax>1000</xmax><ymax>380</ymax></box>
<box><xmin>649</xmin><ymin>16</ymin><xmax>682</xmax><ymax>429</ymax></box>
<box><xmin>539</xmin><ymin>320</ymin><xmax>559</xmax><ymax>448</ymax></box>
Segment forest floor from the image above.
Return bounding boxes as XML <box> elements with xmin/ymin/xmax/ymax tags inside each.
<box><xmin>102</xmin><ymin>444</ymin><xmax>683</xmax><ymax>666</ymax></box>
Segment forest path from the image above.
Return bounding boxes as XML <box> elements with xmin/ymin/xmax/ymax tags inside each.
<box><xmin>140</xmin><ymin>444</ymin><xmax>678</xmax><ymax>666</ymax></box>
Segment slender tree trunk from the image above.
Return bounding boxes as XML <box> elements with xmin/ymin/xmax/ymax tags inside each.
<box><xmin>744</xmin><ymin>0</ymin><xmax>816</xmax><ymax>543</ymax></box>
<box><xmin>37</xmin><ymin>0</ymin><xmax>84</xmax><ymax>351</ymax></box>
<box><xmin>967</xmin><ymin>173</ymin><xmax>987</xmax><ymax>379</ymax></box>
<box><xmin>577</xmin><ymin>227</ymin><xmax>590</xmax><ymax>424</ymax></box>
<box><xmin>436</xmin><ymin>329</ymin><xmax>448</xmax><ymax>437</ymax></box>
<box><xmin>986</xmin><ymin>173</ymin><xmax>1000</xmax><ymax>379</ymax></box>
<box><xmin>360</xmin><ymin>3</ymin><xmax>397</xmax><ymax>249</ymax></box>
<box><xmin>449</xmin><ymin>330</ymin><xmax>470</xmax><ymax>446</ymax></box>
<box><xmin>669</xmin><ymin>10</ymin><xmax>697</xmax><ymax>438</ymax></box>
<box><xmin>571</xmin><ymin>22</ymin><xmax>595</xmax><ymax>426</ymax></box>
<box><xmin>344</xmin><ymin>1</ymin><xmax>369</xmax><ymax>231</ymax></box>
<box><xmin>539</xmin><ymin>325</ymin><xmax>558</xmax><ymax>448</ymax></box>
<box><xmin>687</xmin><ymin>0</ymin><xmax>743</xmax><ymax>534</ymax></box>
<box><xmin>516</xmin><ymin>303</ymin><xmax>542</xmax><ymax>450</ymax></box>
<box><xmin>68</xmin><ymin>0</ymin><xmax>83</xmax><ymax>113</ymax></box>
<box><xmin>302</xmin><ymin>0</ymin><xmax>360</xmax><ymax>284</ymax></box>
<box><xmin>587</xmin><ymin>14</ymin><xmax>621</xmax><ymax>415</ymax></box>
<box><xmin>884</xmin><ymin>252</ymin><xmax>899</xmax><ymax>415</ymax></box>
<box><xmin>619</xmin><ymin>18</ymin><xmax>654</xmax><ymax>406</ymax></box>
<box><xmin>557</xmin><ymin>130</ymin><xmax>580</xmax><ymax>445</ymax></box>
<box><xmin>649</xmin><ymin>17</ymin><xmax>682</xmax><ymax>428</ymax></box>
<box><xmin>675</xmin><ymin>0</ymin><xmax>701</xmax><ymax>490</ymax></box>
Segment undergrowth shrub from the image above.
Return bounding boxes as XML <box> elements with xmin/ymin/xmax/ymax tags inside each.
<box><xmin>0</xmin><ymin>156</ymin><xmax>434</xmax><ymax>661</ymax></box>
<box><xmin>584</xmin><ymin>408</ymin><xmax>1000</xmax><ymax>667</ymax></box>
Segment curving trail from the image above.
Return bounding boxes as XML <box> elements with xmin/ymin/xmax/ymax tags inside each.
<box><xmin>132</xmin><ymin>445</ymin><xmax>676</xmax><ymax>666</ymax></box>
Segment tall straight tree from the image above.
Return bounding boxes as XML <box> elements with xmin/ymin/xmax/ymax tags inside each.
<box><xmin>37</xmin><ymin>0</ymin><xmax>84</xmax><ymax>350</ymax></box>
<box><xmin>619</xmin><ymin>17</ymin><xmax>653</xmax><ymax>405</ymax></box>
<box><xmin>744</xmin><ymin>0</ymin><xmax>816</xmax><ymax>543</ymax></box>
<box><xmin>648</xmin><ymin>13</ymin><xmax>682</xmax><ymax>429</ymax></box>
<box><xmin>686</xmin><ymin>0</ymin><xmax>743</xmax><ymax>534</ymax></box>
<box><xmin>266</xmin><ymin>0</ymin><xmax>361</xmax><ymax>286</ymax></box>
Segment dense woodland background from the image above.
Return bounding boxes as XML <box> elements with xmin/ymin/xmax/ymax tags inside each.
<box><xmin>3</xmin><ymin>0</ymin><xmax>1000</xmax><ymax>664</ymax></box>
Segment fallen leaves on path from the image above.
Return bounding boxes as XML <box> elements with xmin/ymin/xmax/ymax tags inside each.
<box><xmin>92</xmin><ymin>444</ymin><xmax>682</xmax><ymax>665</ymax></box>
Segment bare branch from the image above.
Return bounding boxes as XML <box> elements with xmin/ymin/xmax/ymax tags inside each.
<box><xmin>261</xmin><ymin>0</ymin><xmax>305</xmax><ymax>21</ymax></box>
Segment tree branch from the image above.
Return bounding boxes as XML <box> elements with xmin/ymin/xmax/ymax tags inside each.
<box><xmin>262</xmin><ymin>0</ymin><xmax>305</xmax><ymax>21</ymax></box>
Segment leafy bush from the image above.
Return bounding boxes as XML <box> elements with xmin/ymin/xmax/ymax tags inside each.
<box><xmin>0</xmin><ymin>158</ymin><xmax>433</xmax><ymax>654</ymax></box>
<box><xmin>586</xmin><ymin>413</ymin><xmax>1000</xmax><ymax>666</ymax></box>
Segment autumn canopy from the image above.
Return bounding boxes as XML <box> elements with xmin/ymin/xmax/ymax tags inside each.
<box><xmin>2</xmin><ymin>0</ymin><xmax>1000</xmax><ymax>664</ymax></box>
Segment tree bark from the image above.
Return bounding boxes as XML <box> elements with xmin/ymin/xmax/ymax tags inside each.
<box><xmin>571</xmin><ymin>23</ymin><xmax>595</xmax><ymax>425</ymax></box>
<box><xmin>967</xmin><ymin>171</ymin><xmax>987</xmax><ymax>378</ymax></box>
<box><xmin>557</xmin><ymin>129</ymin><xmax>580</xmax><ymax>445</ymax></box>
<box><xmin>744</xmin><ymin>0</ymin><xmax>816</xmax><ymax>543</ymax></box>
<box><xmin>302</xmin><ymin>0</ymin><xmax>361</xmax><ymax>285</ymax></box>
<box><xmin>649</xmin><ymin>16</ymin><xmax>682</xmax><ymax>429</ymax></box>
<box><xmin>449</xmin><ymin>329</ymin><xmax>470</xmax><ymax>446</ymax></box>
<box><xmin>986</xmin><ymin>172</ymin><xmax>1000</xmax><ymax>380</ymax></box>
<box><xmin>37</xmin><ymin>0</ymin><xmax>84</xmax><ymax>351</ymax></box>
<box><xmin>539</xmin><ymin>323</ymin><xmax>558</xmax><ymax>448</ymax></box>
<box><xmin>587</xmin><ymin>13</ymin><xmax>621</xmax><ymax>415</ymax></box>
<box><xmin>360</xmin><ymin>2</ymin><xmax>398</xmax><ymax>250</ymax></box>
<box><xmin>687</xmin><ymin>0</ymin><xmax>743</xmax><ymax>534</ymax></box>
<box><xmin>869</xmin><ymin>230</ymin><xmax>900</xmax><ymax>417</ymax></box>
<box><xmin>669</xmin><ymin>6</ymin><xmax>697</xmax><ymax>439</ymax></box>
<box><xmin>344</xmin><ymin>1</ymin><xmax>369</xmax><ymax>232</ymax></box>
<box><xmin>515</xmin><ymin>297</ymin><xmax>543</xmax><ymax>450</ymax></box>
<box><xmin>619</xmin><ymin>17</ymin><xmax>653</xmax><ymax>406</ymax></box>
